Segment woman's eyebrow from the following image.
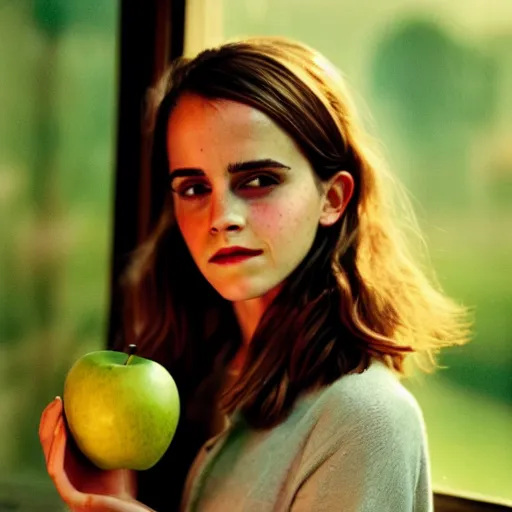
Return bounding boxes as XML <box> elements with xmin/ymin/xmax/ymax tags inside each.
<box><xmin>169</xmin><ymin>159</ymin><xmax>291</xmax><ymax>185</ymax></box>
<box><xmin>227</xmin><ymin>159</ymin><xmax>291</xmax><ymax>173</ymax></box>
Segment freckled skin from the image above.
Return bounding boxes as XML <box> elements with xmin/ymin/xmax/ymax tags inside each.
<box><xmin>167</xmin><ymin>93</ymin><xmax>326</xmax><ymax>305</ymax></box>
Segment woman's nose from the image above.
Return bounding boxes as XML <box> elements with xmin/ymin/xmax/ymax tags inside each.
<box><xmin>209</xmin><ymin>191</ymin><xmax>246</xmax><ymax>234</ymax></box>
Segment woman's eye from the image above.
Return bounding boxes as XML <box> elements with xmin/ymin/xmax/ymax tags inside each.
<box><xmin>240</xmin><ymin>174</ymin><xmax>280</xmax><ymax>189</ymax></box>
<box><xmin>176</xmin><ymin>182</ymin><xmax>211</xmax><ymax>198</ymax></box>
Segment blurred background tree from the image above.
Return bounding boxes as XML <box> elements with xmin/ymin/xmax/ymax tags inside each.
<box><xmin>0</xmin><ymin>0</ymin><xmax>118</xmax><ymax>490</ymax></box>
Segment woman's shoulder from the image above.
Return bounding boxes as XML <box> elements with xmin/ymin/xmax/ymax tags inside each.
<box><xmin>302</xmin><ymin>359</ymin><xmax>427</xmax><ymax>453</ymax></box>
<box><xmin>288</xmin><ymin>361</ymin><xmax>433</xmax><ymax>512</ymax></box>
<box><xmin>324</xmin><ymin>359</ymin><xmax>423</xmax><ymax>418</ymax></box>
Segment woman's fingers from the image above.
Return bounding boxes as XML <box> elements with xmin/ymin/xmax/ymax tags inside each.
<box><xmin>39</xmin><ymin>397</ymin><xmax>63</xmax><ymax>464</ymax></box>
<box><xmin>47</xmin><ymin>415</ymin><xmax>86</xmax><ymax>508</ymax></box>
<box><xmin>39</xmin><ymin>398</ymin><xmax>84</xmax><ymax>508</ymax></box>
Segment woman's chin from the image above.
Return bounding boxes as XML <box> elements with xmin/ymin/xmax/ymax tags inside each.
<box><xmin>213</xmin><ymin>280</ymin><xmax>277</xmax><ymax>303</ymax></box>
<box><xmin>217</xmin><ymin>287</ymin><xmax>266</xmax><ymax>302</ymax></box>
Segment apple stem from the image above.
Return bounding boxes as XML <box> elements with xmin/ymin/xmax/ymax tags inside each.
<box><xmin>125</xmin><ymin>344</ymin><xmax>137</xmax><ymax>366</ymax></box>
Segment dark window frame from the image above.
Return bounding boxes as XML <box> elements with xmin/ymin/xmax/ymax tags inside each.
<box><xmin>108</xmin><ymin>2</ymin><xmax>512</xmax><ymax>511</ymax></box>
<box><xmin>108</xmin><ymin>0</ymin><xmax>185</xmax><ymax>351</ymax></box>
<box><xmin>435</xmin><ymin>492</ymin><xmax>512</xmax><ymax>511</ymax></box>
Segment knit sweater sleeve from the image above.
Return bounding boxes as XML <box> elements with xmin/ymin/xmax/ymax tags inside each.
<box><xmin>290</xmin><ymin>371</ymin><xmax>433</xmax><ymax>512</ymax></box>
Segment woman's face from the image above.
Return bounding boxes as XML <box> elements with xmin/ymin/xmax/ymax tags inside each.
<box><xmin>167</xmin><ymin>93</ymin><xmax>333</xmax><ymax>302</ymax></box>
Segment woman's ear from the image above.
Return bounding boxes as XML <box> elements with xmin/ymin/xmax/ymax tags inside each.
<box><xmin>319</xmin><ymin>171</ymin><xmax>354</xmax><ymax>227</ymax></box>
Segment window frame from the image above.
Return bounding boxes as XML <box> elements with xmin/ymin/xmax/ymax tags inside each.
<box><xmin>435</xmin><ymin>492</ymin><xmax>512</xmax><ymax>511</ymax></box>
<box><xmin>108</xmin><ymin>0</ymin><xmax>185</xmax><ymax>349</ymax></box>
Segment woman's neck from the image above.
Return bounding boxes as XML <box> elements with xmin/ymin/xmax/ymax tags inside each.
<box><xmin>233</xmin><ymin>287</ymin><xmax>281</xmax><ymax>344</ymax></box>
<box><xmin>230</xmin><ymin>287</ymin><xmax>281</xmax><ymax>372</ymax></box>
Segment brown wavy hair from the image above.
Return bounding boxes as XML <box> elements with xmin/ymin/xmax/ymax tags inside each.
<box><xmin>121</xmin><ymin>37</ymin><xmax>471</xmax><ymax>430</ymax></box>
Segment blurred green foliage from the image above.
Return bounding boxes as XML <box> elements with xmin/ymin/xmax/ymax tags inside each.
<box><xmin>0</xmin><ymin>0</ymin><xmax>118</xmax><ymax>480</ymax></box>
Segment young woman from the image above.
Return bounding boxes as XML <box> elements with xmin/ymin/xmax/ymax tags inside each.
<box><xmin>39</xmin><ymin>37</ymin><xmax>470</xmax><ymax>511</ymax></box>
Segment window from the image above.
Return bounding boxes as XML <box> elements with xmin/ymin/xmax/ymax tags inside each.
<box><xmin>183</xmin><ymin>0</ymin><xmax>512</xmax><ymax>506</ymax></box>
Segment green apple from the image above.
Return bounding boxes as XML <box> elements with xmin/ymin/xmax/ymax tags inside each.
<box><xmin>63</xmin><ymin>346</ymin><xmax>180</xmax><ymax>471</ymax></box>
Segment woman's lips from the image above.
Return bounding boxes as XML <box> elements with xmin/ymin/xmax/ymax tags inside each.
<box><xmin>210</xmin><ymin>249</ymin><xmax>263</xmax><ymax>265</ymax></box>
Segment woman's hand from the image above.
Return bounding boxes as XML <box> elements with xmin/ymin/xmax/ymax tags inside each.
<box><xmin>39</xmin><ymin>397</ymin><xmax>154</xmax><ymax>512</ymax></box>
